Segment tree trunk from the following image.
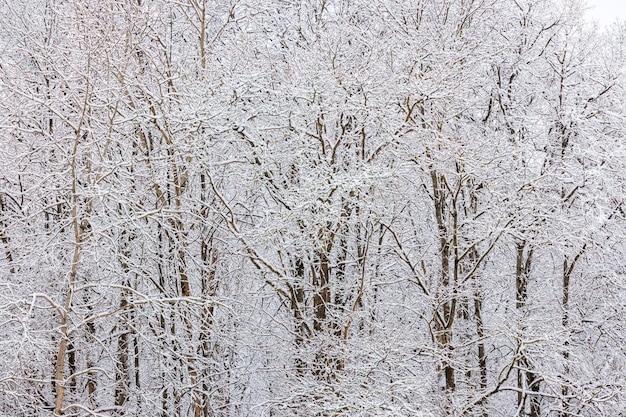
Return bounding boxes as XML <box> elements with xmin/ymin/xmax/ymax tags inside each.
<box><xmin>515</xmin><ymin>241</ymin><xmax>538</xmax><ymax>417</ymax></box>
<box><xmin>431</xmin><ymin>169</ymin><xmax>456</xmax><ymax>393</ymax></box>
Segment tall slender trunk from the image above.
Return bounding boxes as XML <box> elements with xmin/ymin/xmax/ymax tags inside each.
<box><xmin>116</xmin><ymin>225</ymin><xmax>133</xmax><ymax>409</ymax></box>
<box><xmin>559</xmin><ymin>247</ymin><xmax>584</xmax><ymax>417</ymax></box>
<box><xmin>53</xmin><ymin>175</ymin><xmax>82</xmax><ymax>416</ymax></box>
<box><xmin>312</xmin><ymin>245</ymin><xmax>337</xmax><ymax>380</ymax></box>
<box><xmin>474</xmin><ymin>283</ymin><xmax>488</xmax><ymax>417</ymax></box>
<box><xmin>115</xmin><ymin>291</ymin><xmax>130</xmax><ymax>408</ymax></box>
<box><xmin>515</xmin><ymin>241</ymin><xmax>539</xmax><ymax>417</ymax></box>
<box><xmin>430</xmin><ymin>170</ymin><xmax>456</xmax><ymax>393</ymax></box>
<box><xmin>463</xmin><ymin>183</ymin><xmax>488</xmax><ymax>416</ymax></box>
<box><xmin>54</xmin><ymin>82</ymin><xmax>89</xmax><ymax>416</ymax></box>
<box><xmin>198</xmin><ymin>235</ymin><xmax>219</xmax><ymax>417</ymax></box>
<box><xmin>293</xmin><ymin>257</ymin><xmax>307</xmax><ymax>375</ymax></box>
<box><xmin>0</xmin><ymin>194</ymin><xmax>15</xmax><ymax>274</ymax></box>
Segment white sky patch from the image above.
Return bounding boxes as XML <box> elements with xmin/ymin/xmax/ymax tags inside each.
<box><xmin>585</xmin><ymin>0</ymin><xmax>626</xmax><ymax>26</ymax></box>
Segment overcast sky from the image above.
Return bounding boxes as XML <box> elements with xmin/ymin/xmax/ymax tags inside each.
<box><xmin>586</xmin><ymin>0</ymin><xmax>626</xmax><ymax>26</ymax></box>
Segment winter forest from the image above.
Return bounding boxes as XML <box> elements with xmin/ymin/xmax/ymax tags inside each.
<box><xmin>1</xmin><ymin>0</ymin><xmax>626</xmax><ymax>416</ymax></box>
